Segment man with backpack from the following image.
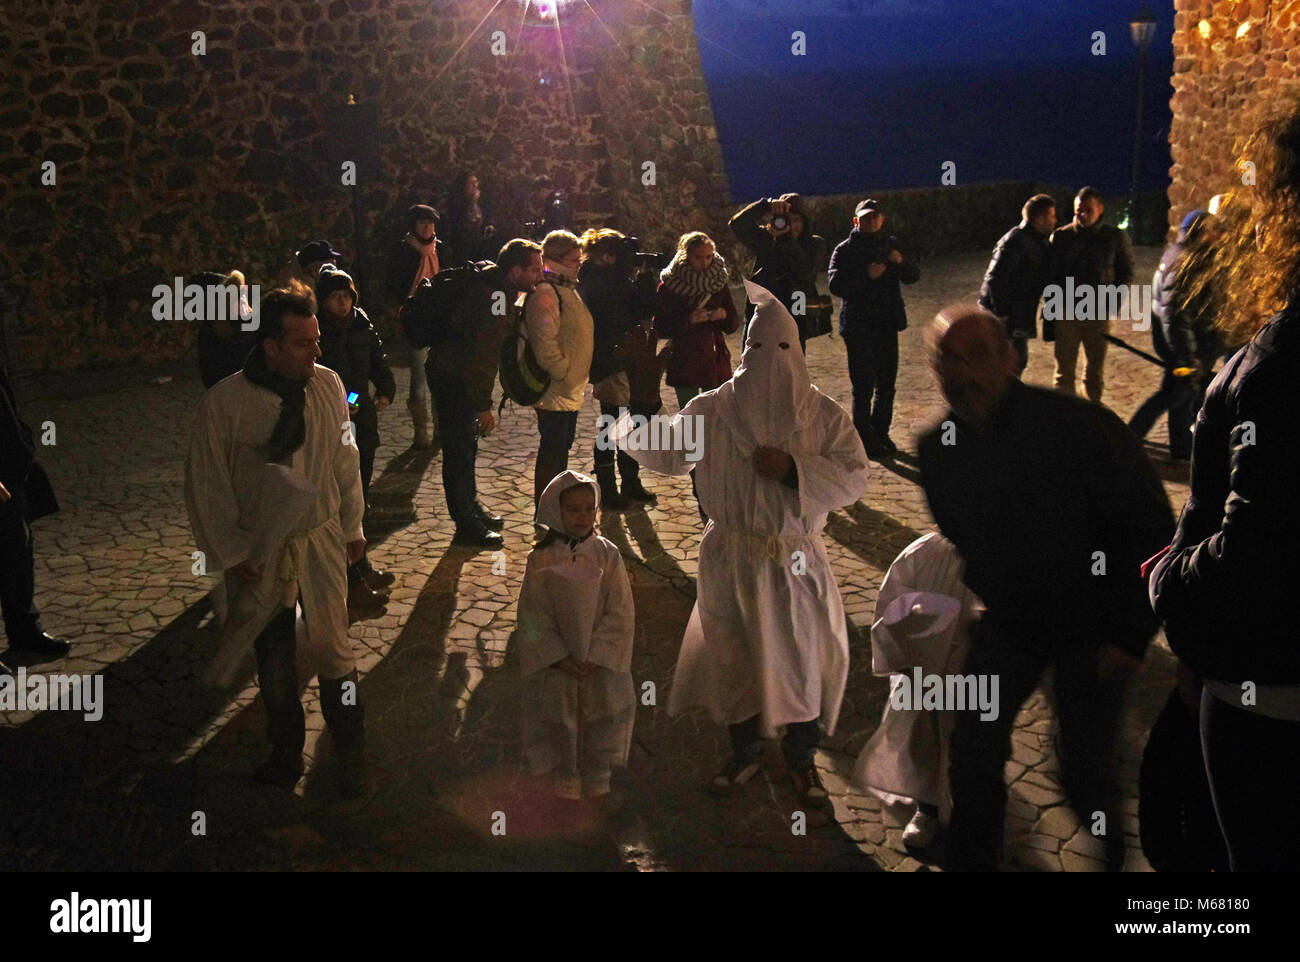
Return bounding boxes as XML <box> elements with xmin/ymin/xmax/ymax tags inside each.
<box><xmin>419</xmin><ymin>238</ymin><xmax>543</xmax><ymax>548</ymax></box>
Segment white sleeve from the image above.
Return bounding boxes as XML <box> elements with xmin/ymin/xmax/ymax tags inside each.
<box><xmin>184</xmin><ymin>393</ymin><xmax>251</xmax><ymax>572</ymax></box>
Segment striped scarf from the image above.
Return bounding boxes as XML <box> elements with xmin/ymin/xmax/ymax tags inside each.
<box><xmin>660</xmin><ymin>249</ymin><xmax>730</xmax><ymax>301</ymax></box>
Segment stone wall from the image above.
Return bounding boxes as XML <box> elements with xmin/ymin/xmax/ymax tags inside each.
<box><xmin>1168</xmin><ymin>0</ymin><xmax>1300</xmax><ymax>236</ymax></box>
<box><xmin>0</xmin><ymin>0</ymin><xmax>731</xmax><ymax>373</ymax></box>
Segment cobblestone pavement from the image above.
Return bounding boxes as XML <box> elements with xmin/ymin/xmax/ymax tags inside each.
<box><xmin>0</xmin><ymin>249</ymin><xmax>1189</xmax><ymax>871</ymax></box>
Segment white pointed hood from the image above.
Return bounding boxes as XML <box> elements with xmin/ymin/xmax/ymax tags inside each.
<box><xmin>536</xmin><ymin>469</ymin><xmax>600</xmax><ymax>536</ymax></box>
<box><xmin>712</xmin><ymin>280</ymin><xmax>821</xmax><ymax>450</ymax></box>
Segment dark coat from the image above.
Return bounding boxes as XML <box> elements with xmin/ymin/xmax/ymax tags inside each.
<box><xmin>197</xmin><ymin>323</ymin><xmax>256</xmax><ymax>389</ymax></box>
<box><xmin>0</xmin><ymin>364</ymin><xmax>57</xmax><ymax>522</ymax></box>
<box><xmin>827</xmin><ymin>228</ymin><xmax>920</xmax><ymax>333</ymax></box>
<box><xmin>978</xmin><ymin>222</ymin><xmax>1051</xmax><ymax>338</ymax></box>
<box><xmin>919</xmin><ymin>379</ymin><xmax>1173</xmax><ymax>657</ymax></box>
<box><xmin>385</xmin><ymin>236</ymin><xmax>452</xmax><ymax>306</ymax></box>
<box><xmin>729</xmin><ymin>199</ymin><xmax>823</xmax><ymax>324</ymax></box>
<box><xmin>1151</xmin><ymin>305</ymin><xmax>1300</xmax><ymax>683</ymax></box>
<box><xmin>1149</xmin><ymin>237</ymin><xmax>1220</xmax><ymax>367</ymax></box>
<box><xmin>318</xmin><ymin>305</ymin><xmax>396</xmax><ymax>451</ymax></box>
<box><xmin>1049</xmin><ymin>221</ymin><xmax>1135</xmax><ymax>293</ymax></box>
<box><xmin>653</xmin><ymin>283</ymin><xmax>740</xmax><ymax>390</ymax></box>
<box><xmin>578</xmin><ymin>261</ymin><xmax>639</xmax><ymax>384</ymax></box>
<box><xmin>425</xmin><ymin>264</ymin><xmax>511</xmax><ymax>413</ymax></box>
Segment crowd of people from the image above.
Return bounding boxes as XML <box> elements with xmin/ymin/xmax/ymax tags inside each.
<box><xmin>4</xmin><ymin>98</ymin><xmax>1299</xmax><ymax>870</ymax></box>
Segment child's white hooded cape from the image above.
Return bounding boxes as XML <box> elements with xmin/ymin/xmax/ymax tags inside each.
<box><xmin>516</xmin><ymin>471</ymin><xmax>636</xmax><ymax>775</ymax></box>
<box><xmin>851</xmin><ymin>532</ymin><xmax>981</xmax><ymax>811</ymax></box>
<box><xmin>614</xmin><ymin>281</ymin><xmax>869</xmax><ymax>737</ymax></box>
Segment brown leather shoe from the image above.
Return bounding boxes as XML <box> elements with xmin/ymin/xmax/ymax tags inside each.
<box><xmin>347</xmin><ymin>579</ymin><xmax>389</xmax><ymax>610</ymax></box>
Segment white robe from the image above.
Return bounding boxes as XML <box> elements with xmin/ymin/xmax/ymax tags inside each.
<box><xmin>851</xmin><ymin>533</ymin><xmax>981</xmax><ymax>812</ymax></box>
<box><xmin>184</xmin><ymin>365</ymin><xmax>365</xmax><ymax>685</ymax></box>
<box><xmin>517</xmin><ymin>472</ymin><xmax>636</xmax><ymax>777</ymax></box>
<box><xmin>615</xmin><ymin>281</ymin><xmax>869</xmax><ymax>737</ymax></box>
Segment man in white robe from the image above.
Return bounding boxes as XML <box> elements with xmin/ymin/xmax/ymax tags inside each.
<box><xmin>185</xmin><ymin>287</ymin><xmax>368</xmax><ymax>796</ymax></box>
<box><xmin>614</xmin><ymin>280</ymin><xmax>869</xmax><ymax>809</ymax></box>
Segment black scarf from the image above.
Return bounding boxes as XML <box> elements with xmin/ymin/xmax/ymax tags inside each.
<box><xmin>242</xmin><ymin>342</ymin><xmax>309</xmax><ymax>464</ymax></box>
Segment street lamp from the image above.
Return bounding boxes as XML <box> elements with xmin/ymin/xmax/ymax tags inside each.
<box><xmin>1129</xmin><ymin>9</ymin><xmax>1157</xmax><ymax>242</ymax></box>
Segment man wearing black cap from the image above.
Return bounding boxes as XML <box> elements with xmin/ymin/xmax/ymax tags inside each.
<box><xmin>278</xmin><ymin>239</ymin><xmax>343</xmax><ymax>290</ymax></box>
<box><xmin>386</xmin><ymin>204</ymin><xmax>449</xmax><ymax>449</ymax></box>
<box><xmin>828</xmin><ymin>199</ymin><xmax>920</xmax><ymax>459</ymax></box>
<box><xmin>0</xmin><ymin>360</ymin><xmax>71</xmax><ymax>663</ymax></box>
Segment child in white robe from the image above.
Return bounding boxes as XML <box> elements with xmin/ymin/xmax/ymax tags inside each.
<box><xmin>517</xmin><ymin>470</ymin><xmax>636</xmax><ymax>800</ymax></box>
<box><xmin>852</xmin><ymin>532</ymin><xmax>981</xmax><ymax>848</ymax></box>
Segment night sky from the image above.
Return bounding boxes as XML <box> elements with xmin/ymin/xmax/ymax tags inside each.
<box><xmin>691</xmin><ymin>0</ymin><xmax>1177</xmax><ymax>198</ymax></box>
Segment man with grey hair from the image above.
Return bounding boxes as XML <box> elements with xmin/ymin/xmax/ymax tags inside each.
<box><xmin>918</xmin><ymin>305</ymin><xmax>1172</xmax><ymax>871</ymax></box>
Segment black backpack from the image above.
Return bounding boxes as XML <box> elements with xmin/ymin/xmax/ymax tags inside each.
<box><xmin>498</xmin><ymin>282</ymin><xmax>561</xmax><ymax>408</ymax></box>
<box><xmin>399</xmin><ymin>261</ymin><xmax>493</xmax><ymax>349</ymax></box>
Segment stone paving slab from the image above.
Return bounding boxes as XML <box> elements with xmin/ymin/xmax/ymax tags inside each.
<box><xmin>0</xmin><ymin>249</ymin><xmax>1188</xmax><ymax>871</ymax></box>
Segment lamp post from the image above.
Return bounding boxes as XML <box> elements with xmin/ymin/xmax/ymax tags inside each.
<box><xmin>1129</xmin><ymin>9</ymin><xmax>1157</xmax><ymax>243</ymax></box>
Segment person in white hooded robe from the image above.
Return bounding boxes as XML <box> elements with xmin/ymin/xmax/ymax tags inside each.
<box><xmin>185</xmin><ymin>287</ymin><xmax>368</xmax><ymax>797</ymax></box>
<box><xmin>851</xmin><ymin>532</ymin><xmax>981</xmax><ymax>849</ymax></box>
<box><xmin>516</xmin><ymin>470</ymin><xmax>636</xmax><ymax>800</ymax></box>
<box><xmin>612</xmin><ymin>280</ymin><xmax>869</xmax><ymax>809</ymax></box>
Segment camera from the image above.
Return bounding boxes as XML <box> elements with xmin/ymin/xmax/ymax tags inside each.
<box><xmin>771</xmin><ymin>214</ymin><xmax>789</xmax><ymax>232</ymax></box>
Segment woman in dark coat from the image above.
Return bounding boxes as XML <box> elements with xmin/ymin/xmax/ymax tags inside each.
<box><xmin>578</xmin><ymin>229</ymin><xmax>659</xmax><ymax>509</ymax></box>
<box><xmin>1148</xmin><ymin>98</ymin><xmax>1300</xmax><ymax>872</ymax></box>
<box><xmin>653</xmin><ymin>231</ymin><xmax>740</xmax><ymax>410</ymax></box>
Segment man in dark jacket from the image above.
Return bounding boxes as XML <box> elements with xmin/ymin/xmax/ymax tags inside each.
<box><xmin>1048</xmin><ymin>187</ymin><xmax>1135</xmax><ymax>404</ymax></box>
<box><xmin>1128</xmin><ymin>210</ymin><xmax>1222</xmax><ymax>461</ymax></box>
<box><xmin>386</xmin><ymin>204</ymin><xmax>450</xmax><ymax>449</ymax></box>
<box><xmin>827</xmin><ymin>198</ymin><xmax>920</xmax><ymax>459</ymax></box>
<box><xmin>317</xmin><ymin>265</ymin><xmax>396</xmax><ymax>605</ymax></box>
<box><xmin>919</xmin><ymin>307</ymin><xmax>1173</xmax><ymax>871</ymax></box>
<box><xmin>0</xmin><ymin>361</ymin><xmax>70</xmax><ymax>662</ymax></box>
<box><xmin>428</xmin><ymin>238</ymin><xmax>543</xmax><ymax>548</ymax></box>
<box><xmin>729</xmin><ymin>194</ymin><xmax>824</xmax><ymax>349</ymax></box>
<box><xmin>978</xmin><ymin>194</ymin><xmax>1057</xmax><ymax>374</ymax></box>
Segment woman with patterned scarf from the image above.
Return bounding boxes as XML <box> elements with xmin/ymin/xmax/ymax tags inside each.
<box><xmin>653</xmin><ymin>232</ymin><xmax>740</xmax><ymax>411</ymax></box>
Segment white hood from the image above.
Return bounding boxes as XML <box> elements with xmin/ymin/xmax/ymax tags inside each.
<box><xmin>713</xmin><ymin>279</ymin><xmax>821</xmax><ymax>451</ymax></box>
<box><xmin>536</xmin><ymin>469</ymin><xmax>600</xmax><ymax>536</ymax></box>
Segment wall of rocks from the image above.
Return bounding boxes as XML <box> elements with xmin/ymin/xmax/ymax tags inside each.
<box><xmin>0</xmin><ymin>0</ymin><xmax>731</xmax><ymax>373</ymax></box>
<box><xmin>1168</xmin><ymin>0</ymin><xmax>1300</xmax><ymax>236</ymax></box>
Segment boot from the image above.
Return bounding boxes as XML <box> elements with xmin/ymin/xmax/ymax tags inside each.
<box><xmin>621</xmin><ymin>475</ymin><xmax>657</xmax><ymax>507</ymax></box>
<box><xmin>319</xmin><ymin>671</ymin><xmax>366</xmax><ymax>799</ymax></box>
<box><xmin>595</xmin><ymin>464</ymin><xmax>629</xmax><ymax>512</ymax></box>
<box><xmin>408</xmin><ymin>398</ymin><xmax>434</xmax><ymax>449</ymax></box>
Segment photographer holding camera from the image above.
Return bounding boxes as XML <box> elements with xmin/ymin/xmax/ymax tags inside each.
<box><xmin>729</xmin><ymin>194</ymin><xmax>826</xmax><ymax>351</ymax></box>
<box><xmin>827</xmin><ymin>198</ymin><xmax>920</xmax><ymax>460</ymax></box>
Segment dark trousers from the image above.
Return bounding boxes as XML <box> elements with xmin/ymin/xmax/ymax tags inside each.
<box><xmin>431</xmin><ymin>377</ymin><xmax>480</xmax><ymax>529</ymax></box>
<box><xmin>842</xmin><ymin>324</ymin><xmax>899</xmax><ymax>448</ymax></box>
<box><xmin>0</xmin><ymin>495</ymin><xmax>42</xmax><ymax>645</ymax></box>
<box><xmin>1011</xmin><ymin>336</ymin><xmax>1029</xmax><ymax>376</ymax></box>
<box><xmin>593</xmin><ymin>401</ymin><xmax>649</xmax><ymax>482</ymax></box>
<box><xmin>729</xmin><ymin>714</ymin><xmax>822</xmax><ymax>770</ymax></box>
<box><xmin>252</xmin><ymin>604</ymin><xmax>364</xmax><ymax>764</ymax></box>
<box><xmin>534</xmin><ymin>409</ymin><xmax>578</xmax><ymax>506</ymax></box>
<box><xmin>1128</xmin><ymin>370</ymin><xmax>1205</xmax><ymax>459</ymax></box>
<box><xmin>946</xmin><ymin>620</ymin><xmax>1127</xmax><ymax>871</ymax></box>
<box><xmin>1200</xmin><ymin>690</ymin><xmax>1300</xmax><ymax>871</ymax></box>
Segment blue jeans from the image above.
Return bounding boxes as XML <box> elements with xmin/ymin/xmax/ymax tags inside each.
<box><xmin>407</xmin><ymin>345</ymin><xmax>429</xmax><ymax>402</ymax></box>
<box><xmin>534</xmin><ymin>409</ymin><xmax>579</xmax><ymax>506</ymax></box>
